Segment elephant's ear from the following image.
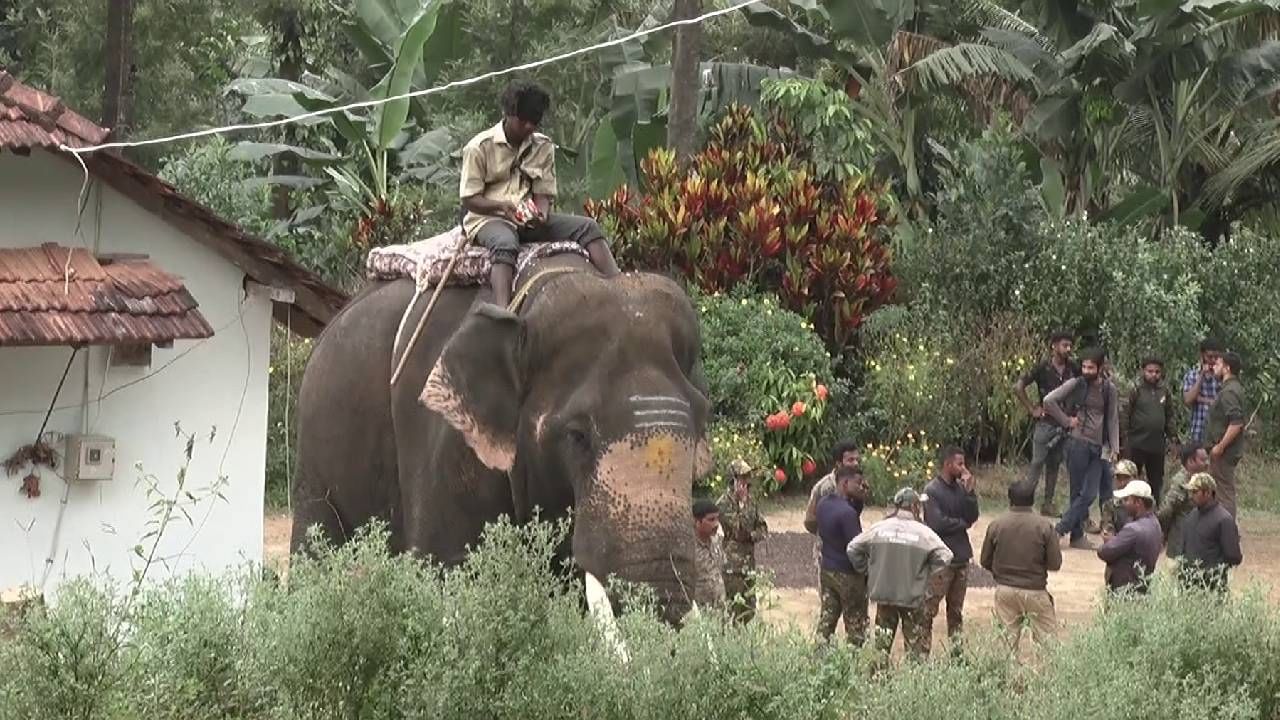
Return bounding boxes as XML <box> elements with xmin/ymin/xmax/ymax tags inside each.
<box><xmin>421</xmin><ymin>303</ymin><xmax>523</xmax><ymax>471</ymax></box>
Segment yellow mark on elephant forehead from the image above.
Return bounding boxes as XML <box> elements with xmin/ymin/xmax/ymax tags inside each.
<box><xmin>643</xmin><ymin>435</ymin><xmax>678</xmax><ymax>476</ymax></box>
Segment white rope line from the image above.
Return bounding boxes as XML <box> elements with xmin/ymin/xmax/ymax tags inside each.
<box><xmin>56</xmin><ymin>0</ymin><xmax>759</xmax><ymax>157</ymax></box>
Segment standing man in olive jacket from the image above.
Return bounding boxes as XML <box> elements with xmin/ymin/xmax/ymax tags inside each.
<box><xmin>1123</xmin><ymin>357</ymin><xmax>1179</xmax><ymax>500</ymax></box>
<box><xmin>1206</xmin><ymin>351</ymin><xmax>1248</xmax><ymax>517</ymax></box>
<box><xmin>923</xmin><ymin>446</ymin><xmax>980</xmax><ymax>648</ymax></box>
<box><xmin>981</xmin><ymin>481</ymin><xmax>1063</xmax><ymax>650</ymax></box>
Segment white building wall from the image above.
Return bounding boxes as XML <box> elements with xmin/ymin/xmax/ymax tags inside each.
<box><xmin>0</xmin><ymin>151</ymin><xmax>270</xmax><ymax>599</ymax></box>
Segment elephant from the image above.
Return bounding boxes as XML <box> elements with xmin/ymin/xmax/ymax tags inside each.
<box><xmin>290</xmin><ymin>252</ymin><xmax>713</xmax><ymax>622</ymax></box>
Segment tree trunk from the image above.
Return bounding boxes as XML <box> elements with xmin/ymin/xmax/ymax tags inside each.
<box><xmin>667</xmin><ymin>0</ymin><xmax>703</xmax><ymax>163</ymax></box>
<box><xmin>102</xmin><ymin>0</ymin><xmax>135</xmax><ymax>136</ymax></box>
<box><xmin>270</xmin><ymin>9</ymin><xmax>305</xmax><ymax>221</ymax></box>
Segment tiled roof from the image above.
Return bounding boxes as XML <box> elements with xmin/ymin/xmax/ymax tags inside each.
<box><xmin>0</xmin><ymin>243</ymin><xmax>214</xmax><ymax>346</ymax></box>
<box><xmin>0</xmin><ymin>72</ymin><xmax>108</xmax><ymax>151</ymax></box>
<box><xmin>0</xmin><ymin>71</ymin><xmax>348</xmax><ymax>337</ymax></box>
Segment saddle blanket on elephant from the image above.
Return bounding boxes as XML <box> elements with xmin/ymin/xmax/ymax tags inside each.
<box><xmin>365</xmin><ymin>225</ymin><xmax>588</xmax><ymax>291</ymax></box>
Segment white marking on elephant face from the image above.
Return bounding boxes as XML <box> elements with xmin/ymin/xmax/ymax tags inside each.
<box><xmin>636</xmin><ymin>420</ymin><xmax>689</xmax><ymax>431</ymax></box>
<box><xmin>420</xmin><ymin>363</ymin><xmax>515</xmax><ymax>471</ymax></box>
<box><xmin>534</xmin><ymin>412</ymin><xmax>549</xmax><ymax>442</ymax></box>
<box><xmin>630</xmin><ymin>396</ymin><xmax>691</xmax><ymax>432</ymax></box>
<box><xmin>629</xmin><ymin>395</ymin><xmax>690</xmax><ymax>406</ymax></box>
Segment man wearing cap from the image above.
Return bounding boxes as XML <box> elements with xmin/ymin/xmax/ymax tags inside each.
<box><xmin>815</xmin><ymin>466</ymin><xmax>870</xmax><ymax>644</ymax></box>
<box><xmin>717</xmin><ymin>459</ymin><xmax>769</xmax><ymax>624</ymax></box>
<box><xmin>1158</xmin><ymin>444</ymin><xmax>1210</xmax><ymax>559</ymax></box>
<box><xmin>1206</xmin><ymin>351</ymin><xmax>1248</xmax><ymax>517</ymax></box>
<box><xmin>923</xmin><ymin>446</ymin><xmax>980</xmax><ymax>647</ymax></box>
<box><xmin>1098</xmin><ymin>459</ymin><xmax>1139</xmax><ymax>537</ymax></box>
<box><xmin>981</xmin><ymin>481</ymin><xmax>1063</xmax><ymax>650</ymax></box>
<box><xmin>691</xmin><ymin>498</ymin><xmax>726</xmax><ymax>609</ymax></box>
<box><xmin>1096</xmin><ymin>480</ymin><xmax>1162</xmax><ymax>595</ymax></box>
<box><xmin>848</xmin><ymin>487</ymin><xmax>953</xmax><ymax>660</ymax></box>
<box><xmin>1179</xmin><ymin>473</ymin><xmax>1243</xmax><ymax>593</ymax></box>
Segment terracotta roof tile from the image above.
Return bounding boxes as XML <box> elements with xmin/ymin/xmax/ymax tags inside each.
<box><xmin>0</xmin><ymin>70</ymin><xmax>348</xmax><ymax>335</ymax></box>
<box><xmin>0</xmin><ymin>244</ymin><xmax>213</xmax><ymax>347</ymax></box>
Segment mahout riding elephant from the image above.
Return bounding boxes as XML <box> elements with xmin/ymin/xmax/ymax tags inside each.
<box><xmin>291</xmin><ymin>253</ymin><xmax>712</xmax><ymax>622</ymax></box>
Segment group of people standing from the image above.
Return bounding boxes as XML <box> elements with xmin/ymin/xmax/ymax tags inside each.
<box><xmin>687</xmin><ymin>333</ymin><xmax>1250</xmax><ymax>658</ymax></box>
<box><xmin>1016</xmin><ymin>334</ymin><xmax>1248</xmax><ymax>529</ymax></box>
<box><xmin>803</xmin><ymin>444</ymin><xmax>978</xmax><ymax>658</ymax></box>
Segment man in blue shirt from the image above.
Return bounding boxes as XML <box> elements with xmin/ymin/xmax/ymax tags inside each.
<box><xmin>815</xmin><ymin>465</ymin><xmax>869</xmax><ymax>645</ymax></box>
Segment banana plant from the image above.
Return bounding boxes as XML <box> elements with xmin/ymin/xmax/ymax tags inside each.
<box><xmin>590</xmin><ymin>61</ymin><xmax>794</xmax><ymax>197</ymax></box>
<box><xmin>226</xmin><ymin>0</ymin><xmax>461</xmax><ymax>222</ymax></box>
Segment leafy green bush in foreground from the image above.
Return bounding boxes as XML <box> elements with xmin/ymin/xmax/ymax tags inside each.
<box><xmin>2</xmin><ymin>519</ymin><xmax>1278</xmax><ymax>720</ymax></box>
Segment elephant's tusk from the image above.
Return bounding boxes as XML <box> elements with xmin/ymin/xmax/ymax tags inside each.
<box><xmin>584</xmin><ymin>572</ymin><xmax>630</xmax><ymax>664</ymax></box>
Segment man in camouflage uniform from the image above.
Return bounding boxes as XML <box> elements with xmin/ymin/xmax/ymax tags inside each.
<box><xmin>1158</xmin><ymin>444</ymin><xmax>1209</xmax><ymax>559</ymax></box>
<box><xmin>805</xmin><ymin>441</ymin><xmax>862</xmax><ymax>567</ymax></box>
<box><xmin>717</xmin><ymin>459</ymin><xmax>769</xmax><ymax>624</ymax></box>
<box><xmin>815</xmin><ymin>466</ymin><xmax>870</xmax><ymax>644</ymax></box>
<box><xmin>691</xmin><ymin>498</ymin><xmax>725</xmax><ymax>610</ymax></box>
<box><xmin>1099</xmin><ymin>459</ymin><xmax>1139</xmax><ymax>536</ymax></box>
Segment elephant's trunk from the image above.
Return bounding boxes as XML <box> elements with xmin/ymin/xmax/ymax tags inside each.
<box><xmin>574</xmin><ymin>432</ymin><xmax>699</xmax><ymax>627</ymax></box>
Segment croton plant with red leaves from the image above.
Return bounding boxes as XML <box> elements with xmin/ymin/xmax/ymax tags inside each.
<box><xmin>585</xmin><ymin>105</ymin><xmax>897</xmax><ymax>355</ymax></box>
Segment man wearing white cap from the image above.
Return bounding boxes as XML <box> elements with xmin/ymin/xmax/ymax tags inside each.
<box><xmin>1095</xmin><ymin>479</ymin><xmax>1162</xmax><ymax>594</ymax></box>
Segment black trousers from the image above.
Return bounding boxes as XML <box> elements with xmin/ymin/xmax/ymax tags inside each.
<box><xmin>1128</xmin><ymin>447</ymin><xmax>1166</xmax><ymax>500</ymax></box>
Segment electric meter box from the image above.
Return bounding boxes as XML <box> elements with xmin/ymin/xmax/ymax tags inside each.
<box><xmin>64</xmin><ymin>435</ymin><xmax>116</xmax><ymax>482</ymax></box>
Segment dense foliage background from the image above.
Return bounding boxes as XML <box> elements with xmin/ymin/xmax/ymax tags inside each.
<box><xmin>5</xmin><ymin>0</ymin><xmax>1279</xmax><ymax>501</ymax></box>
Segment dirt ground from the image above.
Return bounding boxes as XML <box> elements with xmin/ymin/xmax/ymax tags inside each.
<box><xmin>262</xmin><ymin>495</ymin><xmax>1280</xmax><ymax>648</ymax></box>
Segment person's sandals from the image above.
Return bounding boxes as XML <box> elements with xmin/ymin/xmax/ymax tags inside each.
<box><xmin>1084</xmin><ymin>518</ymin><xmax>1102</xmax><ymax>534</ymax></box>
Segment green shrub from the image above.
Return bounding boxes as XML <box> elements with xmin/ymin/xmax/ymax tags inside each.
<box><xmin>696</xmin><ymin>287</ymin><xmax>832</xmax><ymax>423</ymax></box>
<box><xmin>701</xmin><ymin>419</ymin><xmax>771</xmax><ymax>498</ymax></box>
<box><xmin>158</xmin><ymin>136</ymin><xmax>274</xmax><ymax>238</ymax></box>
<box><xmin>1201</xmin><ymin>228</ymin><xmax>1280</xmax><ymax>447</ymax></box>
<box><xmin>697</xmin><ymin>288</ymin><xmax>835</xmax><ymax>491</ymax></box>
<box><xmin>894</xmin><ymin>125</ymin><xmax>1044</xmax><ymax>320</ymax></box>
<box><xmin>1023</xmin><ymin>577</ymin><xmax>1280</xmax><ymax>720</ymax></box>
<box><xmin>858</xmin><ymin>305</ymin><xmax>1041</xmax><ymax>457</ymax></box>
<box><xmin>3</xmin><ymin>520</ymin><xmax>1280</xmax><ymax>720</ymax></box>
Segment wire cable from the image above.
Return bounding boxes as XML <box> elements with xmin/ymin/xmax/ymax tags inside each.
<box><xmin>56</xmin><ymin>0</ymin><xmax>758</xmax><ymax>157</ymax></box>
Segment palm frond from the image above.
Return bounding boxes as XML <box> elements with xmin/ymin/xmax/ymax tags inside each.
<box><xmin>1203</xmin><ymin>118</ymin><xmax>1280</xmax><ymax>205</ymax></box>
<box><xmin>1202</xmin><ymin>10</ymin><xmax>1280</xmax><ymax>53</ymax></box>
<box><xmin>899</xmin><ymin>41</ymin><xmax>1035</xmax><ymax>91</ymax></box>
<box><xmin>956</xmin><ymin>0</ymin><xmax>1055</xmax><ymax>51</ymax></box>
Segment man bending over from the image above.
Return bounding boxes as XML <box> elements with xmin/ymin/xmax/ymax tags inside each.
<box><xmin>459</xmin><ymin>80</ymin><xmax>621</xmax><ymax>307</ymax></box>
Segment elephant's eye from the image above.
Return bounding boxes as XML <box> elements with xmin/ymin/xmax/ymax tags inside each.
<box><xmin>564</xmin><ymin>425</ymin><xmax>593</xmax><ymax>455</ymax></box>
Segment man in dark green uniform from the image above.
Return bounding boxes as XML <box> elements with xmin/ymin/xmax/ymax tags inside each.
<box><xmin>717</xmin><ymin>459</ymin><xmax>768</xmax><ymax>624</ymax></box>
<box><xmin>1123</xmin><ymin>357</ymin><xmax>1178</xmax><ymax>500</ymax></box>
<box><xmin>1206</xmin><ymin>352</ymin><xmax>1247</xmax><ymax>517</ymax></box>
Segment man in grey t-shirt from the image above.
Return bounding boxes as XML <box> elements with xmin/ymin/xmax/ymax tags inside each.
<box><xmin>1043</xmin><ymin>347</ymin><xmax>1120</xmax><ymax>550</ymax></box>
